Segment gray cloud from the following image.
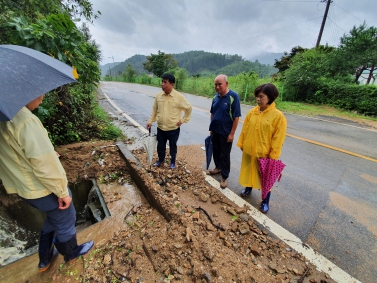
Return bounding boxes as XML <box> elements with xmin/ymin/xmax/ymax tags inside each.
<box><xmin>87</xmin><ymin>0</ymin><xmax>377</xmax><ymax>64</ymax></box>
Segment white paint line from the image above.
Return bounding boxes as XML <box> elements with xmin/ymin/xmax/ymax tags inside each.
<box><xmin>102</xmin><ymin>91</ymin><xmax>148</xmax><ymax>134</ymax></box>
<box><xmin>101</xmin><ymin>86</ymin><xmax>361</xmax><ymax>283</ymax></box>
<box><xmin>204</xmin><ymin>173</ymin><xmax>361</xmax><ymax>283</ymax></box>
<box><xmin>287</xmin><ymin>112</ymin><xmax>377</xmax><ymax>132</ymax></box>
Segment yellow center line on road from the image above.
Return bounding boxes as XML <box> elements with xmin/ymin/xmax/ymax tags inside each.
<box><xmin>286</xmin><ymin>133</ymin><xmax>377</xmax><ymax>163</ymax></box>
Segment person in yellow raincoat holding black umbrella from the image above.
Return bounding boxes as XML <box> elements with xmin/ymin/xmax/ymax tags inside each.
<box><xmin>237</xmin><ymin>83</ymin><xmax>287</xmax><ymax>213</ymax></box>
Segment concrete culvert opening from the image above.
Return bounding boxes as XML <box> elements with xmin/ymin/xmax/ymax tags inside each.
<box><xmin>0</xmin><ymin>179</ymin><xmax>110</xmax><ymax>267</ymax></box>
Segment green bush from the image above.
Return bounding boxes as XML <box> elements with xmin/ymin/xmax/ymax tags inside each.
<box><xmin>35</xmin><ymin>84</ymin><xmax>123</xmax><ymax>145</ymax></box>
<box><xmin>293</xmin><ymin>78</ymin><xmax>377</xmax><ymax>116</ymax></box>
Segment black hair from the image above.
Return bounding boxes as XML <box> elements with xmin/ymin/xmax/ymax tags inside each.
<box><xmin>254</xmin><ymin>83</ymin><xmax>279</xmax><ymax>104</ymax></box>
<box><xmin>161</xmin><ymin>73</ymin><xmax>175</xmax><ymax>84</ymax></box>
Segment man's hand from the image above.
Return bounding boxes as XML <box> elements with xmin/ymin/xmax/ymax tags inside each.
<box><xmin>177</xmin><ymin>120</ymin><xmax>182</xmax><ymax>127</ymax></box>
<box><xmin>58</xmin><ymin>195</ymin><xmax>72</xmax><ymax>210</ymax></box>
<box><xmin>146</xmin><ymin>123</ymin><xmax>151</xmax><ymax>130</ymax></box>
<box><xmin>227</xmin><ymin>133</ymin><xmax>234</xmax><ymax>143</ymax></box>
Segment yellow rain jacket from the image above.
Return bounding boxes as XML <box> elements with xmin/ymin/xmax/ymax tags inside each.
<box><xmin>237</xmin><ymin>102</ymin><xmax>287</xmax><ymax>189</ymax></box>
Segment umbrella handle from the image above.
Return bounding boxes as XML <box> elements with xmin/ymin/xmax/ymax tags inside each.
<box><xmin>149</xmin><ymin>126</ymin><xmax>151</xmax><ymax>136</ymax></box>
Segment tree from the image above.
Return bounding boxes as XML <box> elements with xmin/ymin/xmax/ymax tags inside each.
<box><xmin>0</xmin><ymin>0</ymin><xmax>100</xmax><ymax>44</ymax></box>
<box><xmin>283</xmin><ymin>48</ymin><xmax>337</xmax><ymax>101</ymax></box>
<box><xmin>338</xmin><ymin>23</ymin><xmax>377</xmax><ymax>84</ymax></box>
<box><xmin>174</xmin><ymin>67</ymin><xmax>189</xmax><ymax>89</ymax></box>
<box><xmin>274</xmin><ymin>46</ymin><xmax>307</xmax><ymax>73</ymax></box>
<box><xmin>5</xmin><ymin>10</ymin><xmax>105</xmax><ymax>145</ymax></box>
<box><xmin>124</xmin><ymin>64</ymin><xmax>137</xmax><ymax>81</ymax></box>
<box><xmin>143</xmin><ymin>50</ymin><xmax>178</xmax><ymax>77</ymax></box>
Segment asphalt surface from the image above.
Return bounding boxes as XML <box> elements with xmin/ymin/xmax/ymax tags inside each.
<box><xmin>99</xmin><ymin>81</ymin><xmax>377</xmax><ymax>283</ymax></box>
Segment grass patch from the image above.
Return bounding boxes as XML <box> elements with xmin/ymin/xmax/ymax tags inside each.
<box><xmin>277</xmin><ymin>101</ymin><xmax>377</xmax><ymax>123</ymax></box>
<box><xmin>93</xmin><ymin>104</ymin><xmax>125</xmax><ymax>140</ymax></box>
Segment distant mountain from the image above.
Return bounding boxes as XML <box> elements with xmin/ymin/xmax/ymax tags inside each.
<box><xmin>100</xmin><ymin>62</ymin><xmax>121</xmax><ymax>77</ymax></box>
<box><xmin>101</xmin><ymin>51</ymin><xmax>280</xmax><ymax>78</ymax></box>
<box><xmin>217</xmin><ymin>60</ymin><xmax>277</xmax><ymax>78</ymax></box>
<box><xmin>108</xmin><ymin>55</ymin><xmax>147</xmax><ymax>77</ymax></box>
<box><xmin>248</xmin><ymin>52</ymin><xmax>284</xmax><ymax>66</ymax></box>
<box><xmin>173</xmin><ymin>51</ymin><xmax>243</xmax><ymax>74</ymax></box>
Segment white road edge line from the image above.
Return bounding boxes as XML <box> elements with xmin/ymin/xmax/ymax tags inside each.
<box><xmin>287</xmin><ymin>112</ymin><xmax>377</xmax><ymax>132</ymax></box>
<box><xmin>102</xmin><ymin>91</ymin><xmax>149</xmax><ymax>135</ymax></box>
<box><xmin>101</xmin><ymin>86</ymin><xmax>361</xmax><ymax>283</ymax></box>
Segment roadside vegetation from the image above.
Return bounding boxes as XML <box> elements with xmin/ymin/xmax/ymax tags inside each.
<box><xmin>1</xmin><ymin>0</ymin><xmax>122</xmax><ymax>145</ymax></box>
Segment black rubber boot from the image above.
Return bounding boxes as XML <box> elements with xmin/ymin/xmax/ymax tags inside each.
<box><xmin>260</xmin><ymin>191</ymin><xmax>271</xmax><ymax>213</ymax></box>
<box><xmin>240</xmin><ymin>187</ymin><xmax>252</xmax><ymax>197</ymax></box>
<box><xmin>38</xmin><ymin>231</ymin><xmax>58</xmax><ymax>272</ymax></box>
<box><xmin>54</xmin><ymin>234</ymin><xmax>94</xmax><ymax>263</ymax></box>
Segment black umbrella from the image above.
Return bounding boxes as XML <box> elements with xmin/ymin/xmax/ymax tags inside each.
<box><xmin>0</xmin><ymin>45</ymin><xmax>77</xmax><ymax>121</ymax></box>
<box><xmin>204</xmin><ymin>135</ymin><xmax>213</xmax><ymax>170</ymax></box>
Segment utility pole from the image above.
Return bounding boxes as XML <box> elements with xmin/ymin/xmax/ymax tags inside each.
<box><xmin>316</xmin><ymin>0</ymin><xmax>331</xmax><ymax>48</ymax></box>
<box><xmin>108</xmin><ymin>56</ymin><xmax>115</xmax><ymax>79</ymax></box>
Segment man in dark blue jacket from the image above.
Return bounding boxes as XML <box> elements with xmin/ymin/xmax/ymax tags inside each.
<box><xmin>208</xmin><ymin>74</ymin><xmax>241</xmax><ymax>188</ymax></box>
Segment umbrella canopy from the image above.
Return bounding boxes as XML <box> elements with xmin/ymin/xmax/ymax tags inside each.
<box><xmin>142</xmin><ymin>128</ymin><xmax>158</xmax><ymax>168</ymax></box>
<box><xmin>0</xmin><ymin>45</ymin><xmax>77</xmax><ymax>121</ymax></box>
<box><xmin>257</xmin><ymin>158</ymin><xmax>286</xmax><ymax>200</ymax></box>
<box><xmin>205</xmin><ymin>135</ymin><xmax>213</xmax><ymax>170</ymax></box>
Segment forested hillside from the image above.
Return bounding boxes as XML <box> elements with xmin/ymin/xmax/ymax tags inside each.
<box><xmin>217</xmin><ymin>60</ymin><xmax>277</xmax><ymax>77</ymax></box>
<box><xmin>173</xmin><ymin>51</ymin><xmax>243</xmax><ymax>74</ymax></box>
<box><xmin>100</xmin><ymin>62</ymin><xmax>121</xmax><ymax>76</ymax></box>
<box><xmin>107</xmin><ymin>55</ymin><xmax>146</xmax><ymax>77</ymax></box>
<box><xmin>104</xmin><ymin>50</ymin><xmax>277</xmax><ymax>78</ymax></box>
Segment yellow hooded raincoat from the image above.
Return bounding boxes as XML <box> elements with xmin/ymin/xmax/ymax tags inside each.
<box><xmin>237</xmin><ymin>102</ymin><xmax>287</xmax><ymax>190</ymax></box>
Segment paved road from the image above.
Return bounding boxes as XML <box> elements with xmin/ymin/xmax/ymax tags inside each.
<box><xmin>99</xmin><ymin>81</ymin><xmax>377</xmax><ymax>283</ymax></box>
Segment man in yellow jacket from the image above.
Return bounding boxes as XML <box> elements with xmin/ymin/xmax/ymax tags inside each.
<box><xmin>147</xmin><ymin>73</ymin><xmax>192</xmax><ymax>169</ymax></box>
<box><xmin>0</xmin><ymin>95</ymin><xmax>93</xmax><ymax>272</ymax></box>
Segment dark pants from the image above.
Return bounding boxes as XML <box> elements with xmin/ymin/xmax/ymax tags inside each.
<box><xmin>157</xmin><ymin>127</ymin><xmax>180</xmax><ymax>162</ymax></box>
<box><xmin>212</xmin><ymin>131</ymin><xmax>232</xmax><ymax>179</ymax></box>
<box><xmin>20</xmin><ymin>188</ymin><xmax>76</xmax><ymax>243</ymax></box>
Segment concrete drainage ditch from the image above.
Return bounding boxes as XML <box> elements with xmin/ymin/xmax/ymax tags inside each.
<box><xmin>0</xmin><ymin>178</ymin><xmax>110</xmax><ymax>267</ymax></box>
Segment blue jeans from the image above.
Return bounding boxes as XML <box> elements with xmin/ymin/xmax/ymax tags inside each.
<box><xmin>20</xmin><ymin>188</ymin><xmax>76</xmax><ymax>242</ymax></box>
<box><xmin>157</xmin><ymin>127</ymin><xmax>180</xmax><ymax>162</ymax></box>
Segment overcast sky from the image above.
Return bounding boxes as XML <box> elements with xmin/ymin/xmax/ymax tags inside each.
<box><xmin>86</xmin><ymin>0</ymin><xmax>377</xmax><ymax>65</ymax></box>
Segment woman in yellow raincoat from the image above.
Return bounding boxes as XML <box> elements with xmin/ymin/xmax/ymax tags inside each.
<box><xmin>237</xmin><ymin>83</ymin><xmax>287</xmax><ymax>213</ymax></box>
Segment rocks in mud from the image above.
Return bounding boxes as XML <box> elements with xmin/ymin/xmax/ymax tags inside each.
<box><xmin>92</xmin><ymin>147</ymin><xmax>336</xmax><ymax>283</ymax></box>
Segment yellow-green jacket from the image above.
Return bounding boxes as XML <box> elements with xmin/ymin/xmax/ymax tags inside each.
<box><xmin>237</xmin><ymin>102</ymin><xmax>287</xmax><ymax>189</ymax></box>
<box><xmin>148</xmin><ymin>89</ymin><xmax>192</xmax><ymax>131</ymax></box>
<box><xmin>0</xmin><ymin>107</ymin><xmax>68</xmax><ymax>199</ymax></box>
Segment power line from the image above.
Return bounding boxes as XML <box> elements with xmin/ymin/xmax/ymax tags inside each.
<box><xmin>333</xmin><ymin>2</ymin><xmax>363</xmax><ymax>23</ymax></box>
<box><xmin>218</xmin><ymin>16</ymin><xmax>322</xmax><ymax>50</ymax></box>
<box><xmin>326</xmin><ymin>17</ymin><xmax>346</xmax><ymax>33</ymax></box>
<box><xmin>328</xmin><ymin>5</ymin><xmax>340</xmax><ymax>45</ymax></box>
